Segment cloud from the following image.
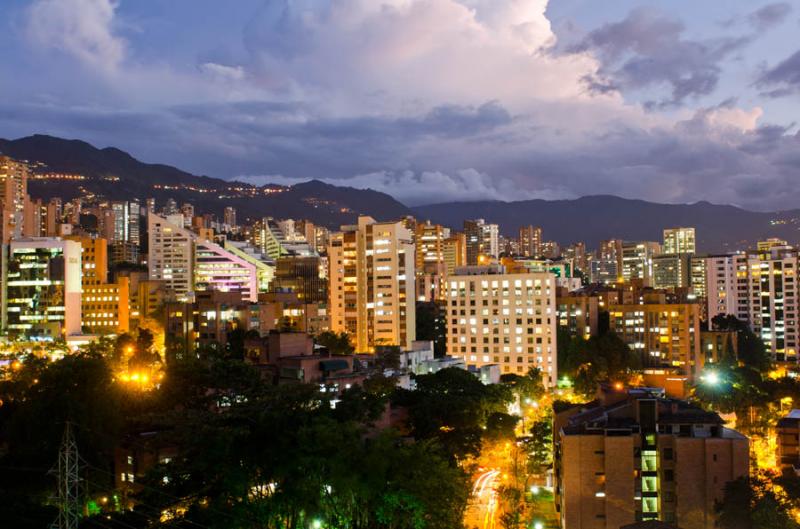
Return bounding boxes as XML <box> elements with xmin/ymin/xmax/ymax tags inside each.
<box><xmin>758</xmin><ymin>49</ymin><xmax>800</xmax><ymax>97</ymax></box>
<box><xmin>25</xmin><ymin>0</ymin><xmax>125</xmax><ymax>71</ymax></box>
<box><xmin>5</xmin><ymin>0</ymin><xmax>800</xmax><ymax>212</ymax></box>
<box><xmin>748</xmin><ymin>3</ymin><xmax>792</xmax><ymax>30</ymax></box>
<box><xmin>199</xmin><ymin>62</ymin><xmax>246</xmax><ymax>82</ymax></box>
<box><xmin>240</xmin><ymin>168</ymin><xmax>542</xmax><ymax>205</ymax></box>
<box><xmin>574</xmin><ymin>7</ymin><xmax>749</xmax><ymax>107</ymax></box>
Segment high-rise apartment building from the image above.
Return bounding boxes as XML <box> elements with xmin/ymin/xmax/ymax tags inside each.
<box><xmin>652</xmin><ymin>254</ymin><xmax>691</xmax><ymax>290</ymax></box>
<box><xmin>555</xmin><ymin>388</ymin><xmax>748</xmax><ymax>529</ymax></box>
<box><xmin>621</xmin><ymin>241</ymin><xmax>661</xmax><ymax>285</ymax></box>
<box><xmin>223</xmin><ymin>206</ymin><xmax>237</xmax><ymax>230</ymax></box>
<box><xmin>415</xmin><ymin>221</ymin><xmax>451</xmax><ymax>302</ymax></box>
<box><xmin>415</xmin><ymin>221</ymin><xmax>450</xmax><ymax>270</ymax></box>
<box><xmin>518</xmin><ymin>225</ymin><xmax>542</xmax><ymax>257</ymax></box>
<box><xmin>609</xmin><ymin>295</ymin><xmax>702</xmax><ymax>377</ymax></box>
<box><xmin>66</xmin><ymin>235</ymin><xmax>131</xmax><ymax>334</ymax></box>
<box><xmin>703</xmin><ymin>247</ymin><xmax>799</xmax><ymax>361</ymax></box>
<box><xmin>0</xmin><ymin>156</ymin><xmax>29</xmax><ymax>243</ymax></box>
<box><xmin>663</xmin><ymin>227</ymin><xmax>696</xmax><ymax>255</ymax></box>
<box><xmin>147</xmin><ymin>213</ymin><xmax>194</xmax><ymax>300</ymax></box>
<box><xmin>3</xmin><ymin>237</ymin><xmax>82</xmax><ymax>340</ymax></box>
<box><xmin>595</xmin><ymin>239</ymin><xmax>623</xmax><ymax>284</ymax></box>
<box><xmin>445</xmin><ymin>266</ymin><xmax>557</xmax><ymax>384</ymax></box>
<box><xmin>689</xmin><ymin>256</ymin><xmax>708</xmax><ymax>299</ymax></box>
<box><xmin>464</xmin><ymin>219</ymin><xmax>499</xmax><ymax>264</ymax></box>
<box><xmin>556</xmin><ymin>290</ymin><xmax>600</xmax><ymax>340</ymax></box>
<box><xmin>272</xmin><ymin>255</ymin><xmax>327</xmax><ymax>304</ymax></box>
<box><xmin>704</xmin><ymin>255</ymin><xmax>738</xmax><ymax>322</ymax></box>
<box><xmin>111</xmin><ymin>201</ymin><xmax>141</xmax><ymax>245</ymax></box>
<box><xmin>442</xmin><ymin>233</ymin><xmax>467</xmax><ymax>276</ymax></box>
<box><xmin>328</xmin><ymin>216</ymin><xmax>415</xmax><ymax>352</ymax></box>
<box><xmin>736</xmin><ymin>247</ymin><xmax>798</xmax><ymax>362</ymax></box>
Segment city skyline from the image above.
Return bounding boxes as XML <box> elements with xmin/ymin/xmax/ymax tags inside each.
<box><xmin>1</xmin><ymin>0</ymin><xmax>800</xmax><ymax>209</ymax></box>
<box><xmin>5</xmin><ymin>3</ymin><xmax>800</xmax><ymax>529</ymax></box>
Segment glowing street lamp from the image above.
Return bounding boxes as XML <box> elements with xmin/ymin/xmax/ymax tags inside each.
<box><xmin>703</xmin><ymin>371</ymin><xmax>720</xmax><ymax>385</ymax></box>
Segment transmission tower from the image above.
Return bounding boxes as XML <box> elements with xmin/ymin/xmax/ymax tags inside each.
<box><xmin>50</xmin><ymin>421</ymin><xmax>84</xmax><ymax>529</ymax></box>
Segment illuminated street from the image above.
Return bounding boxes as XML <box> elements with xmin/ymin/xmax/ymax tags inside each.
<box><xmin>466</xmin><ymin>469</ymin><xmax>500</xmax><ymax>529</ymax></box>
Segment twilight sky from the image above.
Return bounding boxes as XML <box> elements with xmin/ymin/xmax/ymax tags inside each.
<box><xmin>2</xmin><ymin>0</ymin><xmax>800</xmax><ymax>210</ymax></box>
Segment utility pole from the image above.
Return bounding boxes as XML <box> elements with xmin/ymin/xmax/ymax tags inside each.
<box><xmin>50</xmin><ymin>422</ymin><xmax>83</xmax><ymax>529</ymax></box>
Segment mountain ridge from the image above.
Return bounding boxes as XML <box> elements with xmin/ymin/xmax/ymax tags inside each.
<box><xmin>0</xmin><ymin>134</ymin><xmax>412</xmax><ymax>228</ymax></box>
<box><xmin>2</xmin><ymin>134</ymin><xmax>798</xmax><ymax>252</ymax></box>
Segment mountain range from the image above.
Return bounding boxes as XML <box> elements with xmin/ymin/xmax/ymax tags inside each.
<box><xmin>2</xmin><ymin>134</ymin><xmax>798</xmax><ymax>253</ymax></box>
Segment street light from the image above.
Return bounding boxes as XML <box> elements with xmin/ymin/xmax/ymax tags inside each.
<box><xmin>533</xmin><ymin>522</ymin><xmax>543</xmax><ymax>529</ymax></box>
<box><xmin>530</xmin><ymin>485</ymin><xmax>540</xmax><ymax>495</ymax></box>
<box><xmin>703</xmin><ymin>371</ymin><xmax>720</xmax><ymax>385</ymax></box>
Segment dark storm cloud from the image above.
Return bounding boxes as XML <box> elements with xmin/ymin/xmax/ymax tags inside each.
<box><xmin>574</xmin><ymin>8</ymin><xmax>750</xmax><ymax>107</ymax></box>
<box><xmin>757</xmin><ymin>49</ymin><xmax>800</xmax><ymax>97</ymax></box>
<box><xmin>3</xmin><ymin>95</ymin><xmax>800</xmax><ymax>210</ymax></box>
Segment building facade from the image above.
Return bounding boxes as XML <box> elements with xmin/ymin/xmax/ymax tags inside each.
<box><xmin>663</xmin><ymin>227</ymin><xmax>696</xmax><ymax>255</ymax></box>
<box><xmin>147</xmin><ymin>213</ymin><xmax>194</xmax><ymax>300</ymax></box>
<box><xmin>4</xmin><ymin>237</ymin><xmax>82</xmax><ymax>340</ymax></box>
<box><xmin>555</xmin><ymin>388</ymin><xmax>749</xmax><ymax>529</ymax></box>
<box><xmin>446</xmin><ymin>266</ymin><xmax>557</xmax><ymax>384</ymax></box>
<box><xmin>328</xmin><ymin>216</ymin><xmax>416</xmax><ymax>352</ymax></box>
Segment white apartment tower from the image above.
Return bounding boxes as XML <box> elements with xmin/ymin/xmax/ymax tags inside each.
<box><xmin>706</xmin><ymin>246</ymin><xmax>800</xmax><ymax>362</ymax></box>
<box><xmin>328</xmin><ymin>216</ymin><xmax>416</xmax><ymax>352</ymax></box>
<box><xmin>148</xmin><ymin>213</ymin><xmax>194</xmax><ymax>300</ymax></box>
<box><xmin>663</xmin><ymin>227</ymin><xmax>696</xmax><ymax>255</ymax></box>
<box><xmin>446</xmin><ymin>266</ymin><xmax>557</xmax><ymax>386</ymax></box>
<box><xmin>705</xmin><ymin>255</ymin><xmax>738</xmax><ymax>322</ymax></box>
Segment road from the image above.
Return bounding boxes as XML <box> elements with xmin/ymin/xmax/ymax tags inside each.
<box><xmin>465</xmin><ymin>469</ymin><xmax>501</xmax><ymax>529</ymax></box>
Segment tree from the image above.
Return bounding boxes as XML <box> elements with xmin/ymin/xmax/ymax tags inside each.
<box><xmin>717</xmin><ymin>474</ymin><xmax>800</xmax><ymax>529</ymax></box>
<box><xmin>526</xmin><ymin>414</ymin><xmax>553</xmax><ymax>473</ymax></box>
<box><xmin>562</xmin><ymin>332</ymin><xmax>640</xmax><ymax>397</ymax></box>
<box><xmin>485</xmin><ymin>412</ymin><xmax>520</xmax><ymax>440</ymax></box>
<box><xmin>415</xmin><ymin>301</ymin><xmax>446</xmax><ymax>357</ymax></box>
<box><xmin>104</xmin><ymin>366</ymin><xmax>470</xmax><ymax>529</ymax></box>
<box><xmin>0</xmin><ymin>354</ymin><xmax>124</xmax><ymax>529</ymax></box>
<box><xmin>315</xmin><ymin>331</ymin><xmax>355</xmax><ymax>356</ymax></box>
<box><xmin>712</xmin><ymin>314</ymin><xmax>771</xmax><ymax>372</ymax></box>
<box><xmin>398</xmin><ymin>367</ymin><xmax>512</xmax><ymax>459</ymax></box>
<box><xmin>500</xmin><ymin>367</ymin><xmax>545</xmax><ymax>403</ymax></box>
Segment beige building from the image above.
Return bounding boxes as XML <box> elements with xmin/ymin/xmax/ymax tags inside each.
<box><xmin>415</xmin><ymin>221</ymin><xmax>450</xmax><ymax>302</ymax></box>
<box><xmin>445</xmin><ymin>266</ymin><xmax>556</xmax><ymax>385</ymax></box>
<box><xmin>66</xmin><ymin>235</ymin><xmax>130</xmax><ymax>334</ymax></box>
<box><xmin>556</xmin><ymin>288</ymin><xmax>600</xmax><ymax>339</ymax></box>
<box><xmin>328</xmin><ymin>216</ymin><xmax>416</xmax><ymax>352</ymax></box>
<box><xmin>555</xmin><ymin>388</ymin><xmax>749</xmax><ymax>529</ymax></box>
<box><xmin>609</xmin><ymin>297</ymin><xmax>702</xmax><ymax>378</ymax></box>
<box><xmin>0</xmin><ymin>155</ymin><xmax>29</xmax><ymax>243</ymax></box>
<box><xmin>442</xmin><ymin>233</ymin><xmax>466</xmax><ymax>276</ymax></box>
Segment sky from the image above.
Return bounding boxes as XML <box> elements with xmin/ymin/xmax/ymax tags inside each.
<box><xmin>1</xmin><ymin>0</ymin><xmax>800</xmax><ymax>210</ymax></box>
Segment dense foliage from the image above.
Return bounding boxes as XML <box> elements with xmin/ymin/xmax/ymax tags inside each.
<box><xmin>0</xmin><ymin>350</ymin><xmax>513</xmax><ymax>529</ymax></box>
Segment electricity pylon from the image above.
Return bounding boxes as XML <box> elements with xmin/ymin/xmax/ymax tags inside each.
<box><xmin>50</xmin><ymin>422</ymin><xmax>83</xmax><ymax>529</ymax></box>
